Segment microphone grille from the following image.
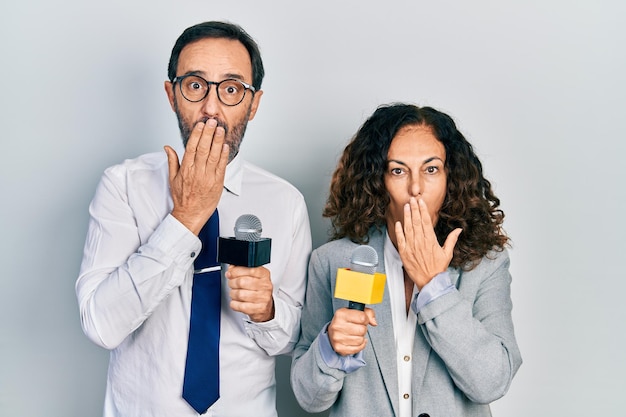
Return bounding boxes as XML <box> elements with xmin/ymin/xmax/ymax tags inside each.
<box><xmin>234</xmin><ymin>214</ymin><xmax>262</xmax><ymax>241</ymax></box>
<box><xmin>350</xmin><ymin>245</ymin><xmax>378</xmax><ymax>275</ymax></box>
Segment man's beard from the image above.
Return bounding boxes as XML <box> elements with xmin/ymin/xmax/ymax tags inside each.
<box><xmin>174</xmin><ymin>96</ymin><xmax>251</xmax><ymax>162</ymax></box>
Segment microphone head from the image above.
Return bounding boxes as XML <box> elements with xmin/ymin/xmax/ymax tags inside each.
<box><xmin>350</xmin><ymin>245</ymin><xmax>378</xmax><ymax>275</ymax></box>
<box><xmin>234</xmin><ymin>214</ymin><xmax>262</xmax><ymax>241</ymax></box>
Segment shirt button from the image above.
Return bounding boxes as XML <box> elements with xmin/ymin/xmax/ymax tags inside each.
<box><xmin>403</xmin><ymin>393</ymin><xmax>410</xmax><ymax>400</ymax></box>
<box><xmin>190</xmin><ymin>251</ymin><xmax>196</xmax><ymax>258</ymax></box>
<box><xmin>403</xmin><ymin>355</ymin><xmax>411</xmax><ymax>362</ymax></box>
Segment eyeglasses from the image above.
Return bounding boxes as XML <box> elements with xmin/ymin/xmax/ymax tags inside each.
<box><xmin>173</xmin><ymin>74</ymin><xmax>256</xmax><ymax>106</ymax></box>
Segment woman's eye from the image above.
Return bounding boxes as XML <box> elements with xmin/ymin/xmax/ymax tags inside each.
<box><xmin>390</xmin><ymin>168</ymin><xmax>403</xmax><ymax>175</ymax></box>
<box><xmin>425</xmin><ymin>166</ymin><xmax>439</xmax><ymax>174</ymax></box>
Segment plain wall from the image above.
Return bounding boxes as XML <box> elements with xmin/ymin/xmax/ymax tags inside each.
<box><xmin>1</xmin><ymin>0</ymin><xmax>625</xmax><ymax>416</ymax></box>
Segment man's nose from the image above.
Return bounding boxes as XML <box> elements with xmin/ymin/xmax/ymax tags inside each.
<box><xmin>201</xmin><ymin>86</ymin><xmax>221</xmax><ymax>117</ymax></box>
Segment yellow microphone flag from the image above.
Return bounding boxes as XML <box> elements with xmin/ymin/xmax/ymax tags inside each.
<box><xmin>334</xmin><ymin>268</ymin><xmax>386</xmax><ymax>305</ymax></box>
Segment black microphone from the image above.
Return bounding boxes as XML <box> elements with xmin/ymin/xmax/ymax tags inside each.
<box><xmin>334</xmin><ymin>245</ymin><xmax>386</xmax><ymax>311</ymax></box>
<box><xmin>217</xmin><ymin>214</ymin><xmax>271</xmax><ymax>267</ymax></box>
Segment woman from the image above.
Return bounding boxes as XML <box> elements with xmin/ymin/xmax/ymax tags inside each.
<box><xmin>291</xmin><ymin>103</ymin><xmax>522</xmax><ymax>417</ymax></box>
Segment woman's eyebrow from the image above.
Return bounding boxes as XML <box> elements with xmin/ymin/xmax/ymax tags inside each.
<box><xmin>386</xmin><ymin>159</ymin><xmax>408</xmax><ymax>166</ymax></box>
<box><xmin>423</xmin><ymin>156</ymin><xmax>444</xmax><ymax>164</ymax></box>
<box><xmin>387</xmin><ymin>156</ymin><xmax>444</xmax><ymax>166</ymax></box>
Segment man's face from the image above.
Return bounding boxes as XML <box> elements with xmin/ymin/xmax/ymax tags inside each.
<box><xmin>165</xmin><ymin>37</ymin><xmax>263</xmax><ymax>161</ymax></box>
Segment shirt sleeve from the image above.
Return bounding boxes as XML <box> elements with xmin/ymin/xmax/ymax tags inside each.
<box><xmin>241</xmin><ymin>196</ymin><xmax>312</xmax><ymax>356</ymax></box>
<box><xmin>290</xmin><ymin>247</ymin><xmax>350</xmax><ymax>413</ymax></box>
<box><xmin>417</xmin><ymin>250</ymin><xmax>523</xmax><ymax>403</ymax></box>
<box><xmin>411</xmin><ymin>270</ymin><xmax>456</xmax><ymax>314</ymax></box>
<box><xmin>75</xmin><ymin>167</ymin><xmax>199</xmax><ymax>349</ymax></box>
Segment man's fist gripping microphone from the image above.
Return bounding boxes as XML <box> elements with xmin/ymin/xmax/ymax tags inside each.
<box><xmin>334</xmin><ymin>245</ymin><xmax>386</xmax><ymax>311</ymax></box>
<box><xmin>217</xmin><ymin>214</ymin><xmax>271</xmax><ymax>267</ymax></box>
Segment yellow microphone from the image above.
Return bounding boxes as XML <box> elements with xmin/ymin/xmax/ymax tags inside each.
<box><xmin>334</xmin><ymin>245</ymin><xmax>386</xmax><ymax>311</ymax></box>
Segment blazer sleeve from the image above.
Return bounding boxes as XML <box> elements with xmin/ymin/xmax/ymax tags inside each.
<box><xmin>417</xmin><ymin>249</ymin><xmax>522</xmax><ymax>404</ymax></box>
<box><xmin>290</xmin><ymin>246</ymin><xmax>348</xmax><ymax>413</ymax></box>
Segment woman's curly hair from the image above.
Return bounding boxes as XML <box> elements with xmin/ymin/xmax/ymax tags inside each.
<box><xmin>324</xmin><ymin>103</ymin><xmax>509</xmax><ymax>270</ymax></box>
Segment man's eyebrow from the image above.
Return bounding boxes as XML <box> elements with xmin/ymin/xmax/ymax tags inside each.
<box><xmin>222</xmin><ymin>72</ymin><xmax>245</xmax><ymax>80</ymax></box>
<box><xmin>177</xmin><ymin>71</ymin><xmax>246</xmax><ymax>81</ymax></box>
<box><xmin>180</xmin><ymin>70</ymin><xmax>204</xmax><ymax>77</ymax></box>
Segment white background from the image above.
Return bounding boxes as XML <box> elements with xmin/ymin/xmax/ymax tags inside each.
<box><xmin>1</xmin><ymin>1</ymin><xmax>624</xmax><ymax>416</ymax></box>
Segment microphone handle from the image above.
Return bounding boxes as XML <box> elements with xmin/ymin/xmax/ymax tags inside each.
<box><xmin>348</xmin><ymin>301</ymin><xmax>365</xmax><ymax>311</ymax></box>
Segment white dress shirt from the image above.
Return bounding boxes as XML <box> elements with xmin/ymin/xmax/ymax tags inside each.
<box><xmin>76</xmin><ymin>151</ymin><xmax>312</xmax><ymax>417</ymax></box>
<box><xmin>383</xmin><ymin>232</ymin><xmax>418</xmax><ymax>417</ymax></box>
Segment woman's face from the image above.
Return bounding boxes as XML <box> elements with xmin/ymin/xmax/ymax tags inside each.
<box><xmin>384</xmin><ymin>125</ymin><xmax>447</xmax><ymax>232</ymax></box>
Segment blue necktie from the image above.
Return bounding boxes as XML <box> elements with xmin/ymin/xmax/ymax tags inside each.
<box><xmin>183</xmin><ymin>210</ymin><xmax>220</xmax><ymax>414</ymax></box>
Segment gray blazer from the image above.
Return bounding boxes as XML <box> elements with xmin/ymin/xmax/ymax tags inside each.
<box><xmin>291</xmin><ymin>227</ymin><xmax>522</xmax><ymax>417</ymax></box>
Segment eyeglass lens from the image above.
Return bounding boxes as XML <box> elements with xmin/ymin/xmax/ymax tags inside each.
<box><xmin>179</xmin><ymin>76</ymin><xmax>248</xmax><ymax>105</ymax></box>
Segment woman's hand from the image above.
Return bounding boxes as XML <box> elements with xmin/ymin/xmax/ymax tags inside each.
<box><xmin>395</xmin><ymin>197</ymin><xmax>462</xmax><ymax>290</ymax></box>
<box><xmin>327</xmin><ymin>307</ymin><xmax>377</xmax><ymax>356</ymax></box>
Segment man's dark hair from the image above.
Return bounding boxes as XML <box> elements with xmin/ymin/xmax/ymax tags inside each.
<box><xmin>167</xmin><ymin>21</ymin><xmax>265</xmax><ymax>90</ymax></box>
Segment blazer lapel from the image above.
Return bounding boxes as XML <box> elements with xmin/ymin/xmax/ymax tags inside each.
<box><xmin>365</xmin><ymin>229</ymin><xmax>400</xmax><ymax>416</ymax></box>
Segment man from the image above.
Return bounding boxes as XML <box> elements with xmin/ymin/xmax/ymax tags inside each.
<box><xmin>76</xmin><ymin>21</ymin><xmax>312</xmax><ymax>417</ymax></box>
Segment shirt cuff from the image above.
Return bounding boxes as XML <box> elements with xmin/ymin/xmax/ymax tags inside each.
<box><xmin>318</xmin><ymin>323</ymin><xmax>366</xmax><ymax>373</ymax></box>
<box><xmin>411</xmin><ymin>271</ymin><xmax>455</xmax><ymax>314</ymax></box>
<box><xmin>150</xmin><ymin>214</ymin><xmax>201</xmax><ymax>271</ymax></box>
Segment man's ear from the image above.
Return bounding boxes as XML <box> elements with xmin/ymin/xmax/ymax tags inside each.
<box><xmin>164</xmin><ymin>81</ymin><xmax>176</xmax><ymax>112</ymax></box>
<box><xmin>247</xmin><ymin>90</ymin><xmax>263</xmax><ymax>121</ymax></box>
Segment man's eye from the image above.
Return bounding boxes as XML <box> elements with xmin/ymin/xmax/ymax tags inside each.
<box><xmin>222</xmin><ymin>83</ymin><xmax>240</xmax><ymax>95</ymax></box>
<box><xmin>190</xmin><ymin>82</ymin><xmax>202</xmax><ymax>90</ymax></box>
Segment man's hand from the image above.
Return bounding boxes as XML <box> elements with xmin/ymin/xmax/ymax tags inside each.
<box><xmin>226</xmin><ymin>265</ymin><xmax>275</xmax><ymax>322</ymax></box>
<box><xmin>164</xmin><ymin>119</ymin><xmax>230</xmax><ymax>235</ymax></box>
<box><xmin>327</xmin><ymin>307</ymin><xmax>377</xmax><ymax>356</ymax></box>
<box><xmin>395</xmin><ymin>197</ymin><xmax>462</xmax><ymax>290</ymax></box>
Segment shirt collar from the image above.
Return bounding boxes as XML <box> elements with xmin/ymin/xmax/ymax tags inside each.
<box><xmin>224</xmin><ymin>153</ymin><xmax>243</xmax><ymax>196</ymax></box>
<box><xmin>384</xmin><ymin>230</ymin><xmax>402</xmax><ymax>270</ymax></box>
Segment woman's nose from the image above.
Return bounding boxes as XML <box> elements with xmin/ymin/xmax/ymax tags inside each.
<box><xmin>409</xmin><ymin>174</ymin><xmax>422</xmax><ymax>197</ymax></box>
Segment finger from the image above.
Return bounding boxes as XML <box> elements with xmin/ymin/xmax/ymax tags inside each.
<box><xmin>330</xmin><ymin>315</ymin><xmax>368</xmax><ymax>338</ymax></box>
<box><xmin>418</xmin><ymin>198</ymin><xmax>438</xmax><ymax>244</ymax></box>
<box><xmin>216</xmin><ymin>142</ymin><xmax>229</xmax><ymax>175</ymax></box>
<box><xmin>442</xmin><ymin>228</ymin><xmax>463</xmax><ymax>257</ymax></box>
<box><xmin>410</xmin><ymin>197</ymin><xmax>425</xmax><ymax>238</ymax></box>
<box><xmin>395</xmin><ymin>220</ymin><xmax>407</xmax><ymax>253</ymax></box>
<box><xmin>206</xmin><ymin>125</ymin><xmax>225</xmax><ymax>167</ymax></box>
<box><xmin>163</xmin><ymin>146</ymin><xmax>179</xmax><ymax>183</ymax></box>
<box><xmin>402</xmin><ymin>202</ymin><xmax>415</xmax><ymax>241</ymax></box>
<box><xmin>225</xmin><ymin>264</ymin><xmax>251</xmax><ymax>281</ymax></box>
<box><xmin>194</xmin><ymin>119</ymin><xmax>218</xmax><ymax>164</ymax></box>
<box><xmin>226</xmin><ymin>267</ymin><xmax>272</xmax><ymax>292</ymax></box>
<box><xmin>178</xmin><ymin>122</ymin><xmax>204</xmax><ymax>170</ymax></box>
<box><xmin>229</xmin><ymin>288</ymin><xmax>263</xmax><ymax>303</ymax></box>
<box><xmin>364</xmin><ymin>307</ymin><xmax>378</xmax><ymax>326</ymax></box>
<box><xmin>329</xmin><ymin>335</ymin><xmax>366</xmax><ymax>356</ymax></box>
<box><xmin>226</xmin><ymin>265</ymin><xmax>264</xmax><ymax>279</ymax></box>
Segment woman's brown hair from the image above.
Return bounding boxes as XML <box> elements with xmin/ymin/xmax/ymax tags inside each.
<box><xmin>324</xmin><ymin>103</ymin><xmax>509</xmax><ymax>270</ymax></box>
